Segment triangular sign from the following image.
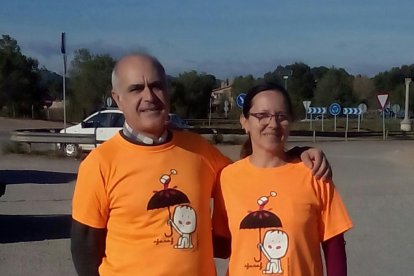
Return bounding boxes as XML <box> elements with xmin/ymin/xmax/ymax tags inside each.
<box><xmin>377</xmin><ymin>93</ymin><xmax>389</xmax><ymax>110</ymax></box>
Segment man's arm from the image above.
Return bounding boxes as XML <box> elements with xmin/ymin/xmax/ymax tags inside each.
<box><xmin>71</xmin><ymin>219</ymin><xmax>107</xmax><ymax>276</ymax></box>
<box><xmin>287</xmin><ymin>146</ymin><xmax>332</xmax><ymax>180</ymax></box>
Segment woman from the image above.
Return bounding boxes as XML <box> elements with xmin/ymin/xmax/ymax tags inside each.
<box><xmin>214</xmin><ymin>83</ymin><xmax>352</xmax><ymax>276</ymax></box>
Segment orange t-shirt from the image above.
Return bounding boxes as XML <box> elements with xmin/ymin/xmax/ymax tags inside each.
<box><xmin>214</xmin><ymin>157</ymin><xmax>353</xmax><ymax>276</ymax></box>
<box><xmin>72</xmin><ymin>131</ymin><xmax>231</xmax><ymax>276</ymax></box>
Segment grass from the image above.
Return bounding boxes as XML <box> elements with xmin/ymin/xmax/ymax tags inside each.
<box><xmin>1</xmin><ymin>141</ymin><xmax>69</xmax><ymax>158</ymax></box>
<box><xmin>291</xmin><ymin>117</ymin><xmax>407</xmax><ymax>132</ymax></box>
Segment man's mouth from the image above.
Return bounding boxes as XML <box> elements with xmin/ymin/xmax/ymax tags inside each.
<box><xmin>139</xmin><ymin>107</ymin><xmax>163</xmax><ymax>113</ymax></box>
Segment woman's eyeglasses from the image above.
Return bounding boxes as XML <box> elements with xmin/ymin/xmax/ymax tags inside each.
<box><xmin>248</xmin><ymin>112</ymin><xmax>290</xmax><ymax>125</ymax></box>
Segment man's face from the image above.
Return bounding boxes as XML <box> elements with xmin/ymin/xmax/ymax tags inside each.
<box><xmin>112</xmin><ymin>56</ymin><xmax>170</xmax><ymax>138</ymax></box>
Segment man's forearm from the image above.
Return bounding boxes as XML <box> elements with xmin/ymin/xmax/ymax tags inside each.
<box><xmin>71</xmin><ymin>219</ymin><xmax>107</xmax><ymax>276</ymax></box>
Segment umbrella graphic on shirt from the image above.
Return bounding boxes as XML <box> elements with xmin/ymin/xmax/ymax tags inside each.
<box><xmin>239</xmin><ymin>191</ymin><xmax>282</xmax><ymax>262</ymax></box>
<box><xmin>147</xmin><ymin>169</ymin><xmax>190</xmax><ymax>237</ymax></box>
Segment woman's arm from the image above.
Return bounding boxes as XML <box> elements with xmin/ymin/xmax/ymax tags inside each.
<box><xmin>322</xmin><ymin>233</ymin><xmax>347</xmax><ymax>276</ymax></box>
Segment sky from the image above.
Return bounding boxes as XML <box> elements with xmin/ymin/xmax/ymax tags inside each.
<box><xmin>1</xmin><ymin>0</ymin><xmax>414</xmax><ymax>79</ymax></box>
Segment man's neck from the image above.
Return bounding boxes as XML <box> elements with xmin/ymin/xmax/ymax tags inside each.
<box><xmin>123</xmin><ymin>122</ymin><xmax>168</xmax><ymax>145</ymax></box>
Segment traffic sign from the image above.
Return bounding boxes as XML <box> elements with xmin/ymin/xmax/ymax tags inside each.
<box><xmin>303</xmin><ymin>100</ymin><xmax>311</xmax><ymax>110</ymax></box>
<box><xmin>376</xmin><ymin>93</ymin><xmax>389</xmax><ymax>110</ymax></box>
<box><xmin>224</xmin><ymin>100</ymin><xmax>229</xmax><ymax>112</ymax></box>
<box><xmin>343</xmin><ymin>107</ymin><xmax>362</xmax><ymax>115</ymax></box>
<box><xmin>307</xmin><ymin>107</ymin><xmax>327</xmax><ymax>114</ymax></box>
<box><xmin>329</xmin><ymin>103</ymin><xmax>341</xmax><ymax>116</ymax></box>
<box><xmin>358</xmin><ymin>103</ymin><xmax>368</xmax><ymax>113</ymax></box>
<box><xmin>236</xmin><ymin>93</ymin><xmax>246</xmax><ymax>109</ymax></box>
<box><xmin>392</xmin><ymin>104</ymin><xmax>400</xmax><ymax>114</ymax></box>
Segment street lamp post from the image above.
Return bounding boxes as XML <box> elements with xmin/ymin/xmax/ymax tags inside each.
<box><xmin>283</xmin><ymin>75</ymin><xmax>288</xmax><ymax>91</ymax></box>
<box><xmin>400</xmin><ymin>78</ymin><xmax>412</xmax><ymax>131</ymax></box>
<box><xmin>208</xmin><ymin>96</ymin><xmax>214</xmax><ymax>127</ymax></box>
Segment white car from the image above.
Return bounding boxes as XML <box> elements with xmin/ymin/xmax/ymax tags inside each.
<box><xmin>59</xmin><ymin>109</ymin><xmax>190</xmax><ymax>157</ymax></box>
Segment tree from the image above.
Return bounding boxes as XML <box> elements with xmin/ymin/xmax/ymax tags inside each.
<box><xmin>286</xmin><ymin>63</ymin><xmax>316</xmax><ymax>118</ymax></box>
<box><xmin>232</xmin><ymin>75</ymin><xmax>256</xmax><ymax>98</ymax></box>
<box><xmin>170</xmin><ymin>71</ymin><xmax>216</xmax><ymax>118</ymax></box>
<box><xmin>39</xmin><ymin>67</ymin><xmax>64</xmax><ymax>101</ymax></box>
<box><xmin>373</xmin><ymin>65</ymin><xmax>414</xmax><ymax>111</ymax></box>
<box><xmin>0</xmin><ymin>35</ymin><xmax>45</xmax><ymax>117</ymax></box>
<box><xmin>313</xmin><ymin>67</ymin><xmax>356</xmax><ymax>107</ymax></box>
<box><xmin>68</xmin><ymin>48</ymin><xmax>115</xmax><ymax>121</ymax></box>
<box><xmin>353</xmin><ymin>75</ymin><xmax>375</xmax><ymax>108</ymax></box>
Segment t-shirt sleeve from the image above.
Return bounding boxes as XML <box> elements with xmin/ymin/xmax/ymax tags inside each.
<box><xmin>72</xmin><ymin>153</ymin><xmax>109</xmax><ymax>229</ymax></box>
<box><xmin>212</xmin><ymin>177</ymin><xmax>231</xmax><ymax>239</ymax></box>
<box><xmin>205</xmin><ymin>144</ymin><xmax>232</xmax><ymax>198</ymax></box>
<box><xmin>316</xmin><ymin>179</ymin><xmax>353</xmax><ymax>241</ymax></box>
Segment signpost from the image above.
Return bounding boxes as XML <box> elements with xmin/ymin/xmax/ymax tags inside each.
<box><xmin>307</xmin><ymin>107</ymin><xmax>327</xmax><ymax>131</ymax></box>
<box><xmin>376</xmin><ymin>93</ymin><xmax>389</xmax><ymax>140</ymax></box>
<box><xmin>303</xmin><ymin>100</ymin><xmax>311</xmax><ymax>119</ymax></box>
<box><xmin>329</xmin><ymin>103</ymin><xmax>341</xmax><ymax>131</ymax></box>
<box><xmin>61</xmin><ymin>32</ymin><xmax>67</xmax><ymax>133</ymax></box>
<box><xmin>224</xmin><ymin>100</ymin><xmax>229</xmax><ymax>118</ymax></box>
<box><xmin>343</xmin><ymin>108</ymin><xmax>363</xmax><ymax>139</ymax></box>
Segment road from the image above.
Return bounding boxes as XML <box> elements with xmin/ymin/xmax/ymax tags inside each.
<box><xmin>1</xmin><ymin>118</ymin><xmax>414</xmax><ymax>275</ymax></box>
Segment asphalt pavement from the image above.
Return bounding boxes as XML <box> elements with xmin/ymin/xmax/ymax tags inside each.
<box><xmin>1</xmin><ymin>118</ymin><xmax>414</xmax><ymax>275</ymax></box>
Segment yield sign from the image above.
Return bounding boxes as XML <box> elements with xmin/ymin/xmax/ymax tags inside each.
<box><xmin>303</xmin><ymin>100</ymin><xmax>311</xmax><ymax>111</ymax></box>
<box><xmin>376</xmin><ymin>93</ymin><xmax>389</xmax><ymax>110</ymax></box>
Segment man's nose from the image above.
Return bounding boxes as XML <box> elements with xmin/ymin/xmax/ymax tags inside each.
<box><xmin>141</xmin><ymin>85</ymin><xmax>157</xmax><ymax>101</ymax></box>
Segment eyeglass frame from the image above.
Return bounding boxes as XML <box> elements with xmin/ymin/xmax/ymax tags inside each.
<box><xmin>247</xmin><ymin>112</ymin><xmax>291</xmax><ymax>125</ymax></box>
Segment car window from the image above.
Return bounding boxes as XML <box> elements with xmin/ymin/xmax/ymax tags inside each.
<box><xmin>97</xmin><ymin>113</ymin><xmax>112</xmax><ymax>127</ymax></box>
<box><xmin>83</xmin><ymin>111</ymin><xmax>124</xmax><ymax>128</ymax></box>
<box><xmin>111</xmin><ymin>113</ymin><xmax>125</xmax><ymax>127</ymax></box>
<box><xmin>84</xmin><ymin>113</ymin><xmax>101</xmax><ymax>128</ymax></box>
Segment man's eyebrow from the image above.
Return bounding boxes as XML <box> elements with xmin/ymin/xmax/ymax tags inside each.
<box><xmin>148</xmin><ymin>80</ymin><xmax>164</xmax><ymax>87</ymax></box>
<box><xmin>127</xmin><ymin>83</ymin><xmax>145</xmax><ymax>92</ymax></box>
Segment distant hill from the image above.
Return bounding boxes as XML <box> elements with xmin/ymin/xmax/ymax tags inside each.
<box><xmin>39</xmin><ymin>68</ymin><xmax>65</xmax><ymax>100</ymax></box>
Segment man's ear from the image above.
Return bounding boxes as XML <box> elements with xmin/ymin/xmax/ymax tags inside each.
<box><xmin>111</xmin><ymin>90</ymin><xmax>121</xmax><ymax>108</ymax></box>
<box><xmin>240</xmin><ymin>114</ymin><xmax>249</xmax><ymax>134</ymax></box>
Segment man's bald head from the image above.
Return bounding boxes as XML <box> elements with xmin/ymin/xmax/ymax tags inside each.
<box><xmin>111</xmin><ymin>54</ymin><xmax>167</xmax><ymax>91</ymax></box>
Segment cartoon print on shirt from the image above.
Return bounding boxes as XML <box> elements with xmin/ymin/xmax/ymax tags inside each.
<box><xmin>168</xmin><ymin>205</ymin><xmax>197</xmax><ymax>249</ymax></box>
<box><xmin>258</xmin><ymin>229</ymin><xmax>288</xmax><ymax>274</ymax></box>
<box><xmin>147</xmin><ymin>169</ymin><xmax>191</xmax><ymax>237</ymax></box>
<box><xmin>239</xmin><ymin>191</ymin><xmax>289</xmax><ymax>274</ymax></box>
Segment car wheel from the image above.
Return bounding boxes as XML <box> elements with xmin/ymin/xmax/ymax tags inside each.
<box><xmin>63</xmin><ymin>143</ymin><xmax>78</xmax><ymax>157</ymax></box>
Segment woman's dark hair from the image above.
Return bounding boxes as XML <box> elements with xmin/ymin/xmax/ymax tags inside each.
<box><xmin>240</xmin><ymin>83</ymin><xmax>294</xmax><ymax>159</ymax></box>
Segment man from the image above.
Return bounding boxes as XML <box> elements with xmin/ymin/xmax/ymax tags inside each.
<box><xmin>71</xmin><ymin>54</ymin><xmax>330</xmax><ymax>276</ymax></box>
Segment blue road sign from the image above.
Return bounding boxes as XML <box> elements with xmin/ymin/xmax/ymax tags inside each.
<box><xmin>236</xmin><ymin>93</ymin><xmax>246</xmax><ymax>109</ymax></box>
<box><xmin>329</xmin><ymin>103</ymin><xmax>341</xmax><ymax>116</ymax></box>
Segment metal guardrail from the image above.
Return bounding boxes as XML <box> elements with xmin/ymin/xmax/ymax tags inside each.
<box><xmin>10</xmin><ymin>129</ymin><xmax>97</xmax><ymax>144</ymax></box>
<box><xmin>9</xmin><ymin>128</ymin><xmax>414</xmax><ymax>148</ymax></box>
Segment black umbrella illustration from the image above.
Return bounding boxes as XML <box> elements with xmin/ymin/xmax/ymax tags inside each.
<box><xmin>239</xmin><ymin>191</ymin><xmax>282</xmax><ymax>262</ymax></box>
<box><xmin>147</xmin><ymin>169</ymin><xmax>190</xmax><ymax>237</ymax></box>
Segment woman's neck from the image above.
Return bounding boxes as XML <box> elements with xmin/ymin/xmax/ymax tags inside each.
<box><xmin>249</xmin><ymin>148</ymin><xmax>289</xmax><ymax>168</ymax></box>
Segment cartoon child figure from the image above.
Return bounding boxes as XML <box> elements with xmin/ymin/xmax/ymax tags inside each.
<box><xmin>168</xmin><ymin>205</ymin><xmax>197</xmax><ymax>249</ymax></box>
<box><xmin>258</xmin><ymin>230</ymin><xmax>288</xmax><ymax>274</ymax></box>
